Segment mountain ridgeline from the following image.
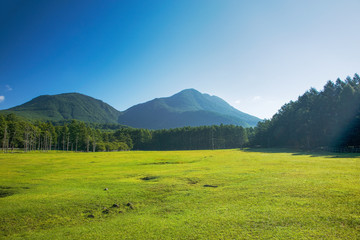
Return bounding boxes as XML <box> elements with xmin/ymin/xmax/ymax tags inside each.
<box><xmin>3</xmin><ymin>93</ymin><xmax>121</xmax><ymax>123</ymax></box>
<box><xmin>118</xmin><ymin>89</ymin><xmax>261</xmax><ymax>129</ymax></box>
<box><xmin>1</xmin><ymin>89</ymin><xmax>261</xmax><ymax>129</ymax></box>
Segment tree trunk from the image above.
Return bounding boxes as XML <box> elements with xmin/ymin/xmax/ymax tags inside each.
<box><xmin>92</xmin><ymin>134</ymin><xmax>96</xmax><ymax>152</ymax></box>
<box><xmin>62</xmin><ymin>135</ymin><xmax>65</xmax><ymax>151</ymax></box>
<box><xmin>2</xmin><ymin>126</ymin><xmax>7</xmax><ymax>152</ymax></box>
<box><xmin>86</xmin><ymin>136</ymin><xmax>90</xmax><ymax>152</ymax></box>
<box><xmin>49</xmin><ymin>136</ymin><xmax>52</xmax><ymax>151</ymax></box>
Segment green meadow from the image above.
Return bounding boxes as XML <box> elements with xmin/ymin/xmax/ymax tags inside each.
<box><xmin>0</xmin><ymin>149</ymin><xmax>359</xmax><ymax>239</ymax></box>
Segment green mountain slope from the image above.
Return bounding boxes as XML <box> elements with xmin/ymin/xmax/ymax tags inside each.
<box><xmin>1</xmin><ymin>89</ymin><xmax>261</xmax><ymax>128</ymax></box>
<box><xmin>2</xmin><ymin>93</ymin><xmax>121</xmax><ymax>123</ymax></box>
<box><xmin>118</xmin><ymin>89</ymin><xmax>261</xmax><ymax>129</ymax></box>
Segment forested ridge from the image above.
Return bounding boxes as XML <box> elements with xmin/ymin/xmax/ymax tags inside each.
<box><xmin>3</xmin><ymin>93</ymin><xmax>121</xmax><ymax>123</ymax></box>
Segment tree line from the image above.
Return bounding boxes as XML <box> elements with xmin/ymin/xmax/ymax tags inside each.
<box><xmin>0</xmin><ymin>114</ymin><xmax>249</xmax><ymax>152</ymax></box>
<box><xmin>137</xmin><ymin>125</ymin><xmax>249</xmax><ymax>150</ymax></box>
<box><xmin>251</xmin><ymin>74</ymin><xmax>360</xmax><ymax>149</ymax></box>
<box><xmin>0</xmin><ymin>115</ymin><xmax>132</xmax><ymax>152</ymax></box>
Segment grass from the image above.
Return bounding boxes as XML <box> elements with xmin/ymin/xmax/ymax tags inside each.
<box><xmin>0</xmin><ymin>149</ymin><xmax>359</xmax><ymax>239</ymax></box>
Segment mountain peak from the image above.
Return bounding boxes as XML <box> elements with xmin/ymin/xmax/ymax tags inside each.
<box><xmin>118</xmin><ymin>89</ymin><xmax>261</xmax><ymax>129</ymax></box>
<box><xmin>171</xmin><ymin>88</ymin><xmax>202</xmax><ymax>98</ymax></box>
<box><xmin>4</xmin><ymin>92</ymin><xmax>121</xmax><ymax>123</ymax></box>
<box><xmin>177</xmin><ymin>88</ymin><xmax>200</xmax><ymax>94</ymax></box>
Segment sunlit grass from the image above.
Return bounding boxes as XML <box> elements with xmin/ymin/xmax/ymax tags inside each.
<box><xmin>0</xmin><ymin>149</ymin><xmax>359</xmax><ymax>239</ymax></box>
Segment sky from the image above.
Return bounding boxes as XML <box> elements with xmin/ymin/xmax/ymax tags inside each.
<box><xmin>0</xmin><ymin>0</ymin><xmax>359</xmax><ymax>119</ymax></box>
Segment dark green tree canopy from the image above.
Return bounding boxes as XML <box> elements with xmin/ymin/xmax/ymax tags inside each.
<box><xmin>252</xmin><ymin>74</ymin><xmax>360</xmax><ymax>149</ymax></box>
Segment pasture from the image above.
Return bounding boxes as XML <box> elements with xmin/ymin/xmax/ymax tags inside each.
<box><xmin>0</xmin><ymin>149</ymin><xmax>359</xmax><ymax>239</ymax></box>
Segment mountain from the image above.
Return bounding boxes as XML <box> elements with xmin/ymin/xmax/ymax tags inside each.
<box><xmin>1</xmin><ymin>89</ymin><xmax>261</xmax><ymax>128</ymax></box>
<box><xmin>2</xmin><ymin>93</ymin><xmax>121</xmax><ymax>123</ymax></box>
<box><xmin>117</xmin><ymin>89</ymin><xmax>261</xmax><ymax>129</ymax></box>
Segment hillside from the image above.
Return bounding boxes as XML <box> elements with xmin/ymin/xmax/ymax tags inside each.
<box><xmin>2</xmin><ymin>93</ymin><xmax>121</xmax><ymax>123</ymax></box>
<box><xmin>1</xmin><ymin>89</ymin><xmax>261</xmax><ymax>128</ymax></box>
<box><xmin>117</xmin><ymin>89</ymin><xmax>261</xmax><ymax>129</ymax></box>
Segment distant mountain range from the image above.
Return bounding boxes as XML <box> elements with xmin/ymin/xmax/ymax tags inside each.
<box><xmin>1</xmin><ymin>89</ymin><xmax>261</xmax><ymax>129</ymax></box>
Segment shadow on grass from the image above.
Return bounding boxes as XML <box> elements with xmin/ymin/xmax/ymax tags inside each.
<box><xmin>242</xmin><ymin>148</ymin><xmax>360</xmax><ymax>158</ymax></box>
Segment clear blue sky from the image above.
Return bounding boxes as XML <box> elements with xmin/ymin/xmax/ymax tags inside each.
<box><xmin>1</xmin><ymin>0</ymin><xmax>359</xmax><ymax>119</ymax></box>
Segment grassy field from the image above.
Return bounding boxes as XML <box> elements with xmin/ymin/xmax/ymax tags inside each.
<box><xmin>0</xmin><ymin>149</ymin><xmax>359</xmax><ymax>239</ymax></box>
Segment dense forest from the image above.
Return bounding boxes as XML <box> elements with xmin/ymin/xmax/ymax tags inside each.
<box><xmin>252</xmin><ymin>74</ymin><xmax>360</xmax><ymax>149</ymax></box>
<box><xmin>0</xmin><ymin>114</ymin><xmax>249</xmax><ymax>152</ymax></box>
